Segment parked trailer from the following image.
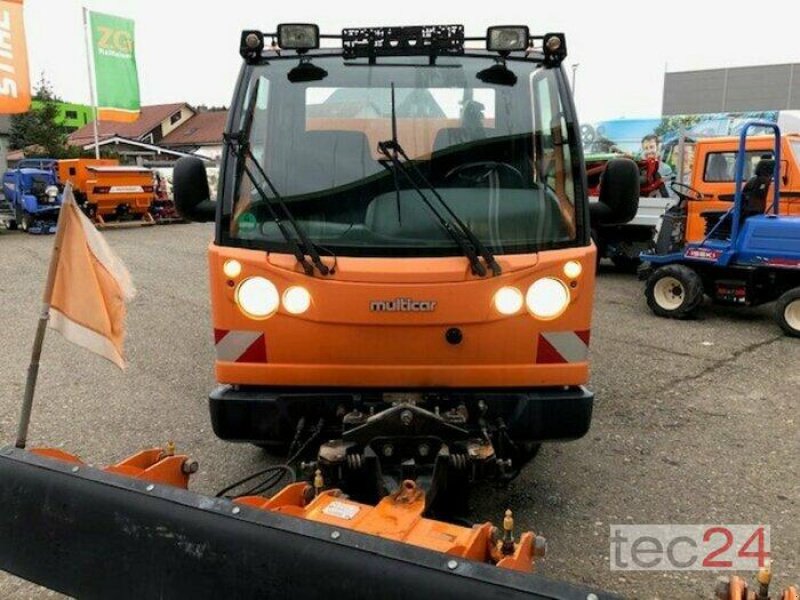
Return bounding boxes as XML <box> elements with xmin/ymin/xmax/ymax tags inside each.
<box><xmin>58</xmin><ymin>159</ymin><xmax>156</xmax><ymax>228</ymax></box>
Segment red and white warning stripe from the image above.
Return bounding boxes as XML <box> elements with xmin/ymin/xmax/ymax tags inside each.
<box><xmin>214</xmin><ymin>329</ymin><xmax>267</xmax><ymax>363</ymax></box>
<box><xmin>536</xmin><ymin>330</ymin><xmax>590</xmax><ymax>364</ymax></box>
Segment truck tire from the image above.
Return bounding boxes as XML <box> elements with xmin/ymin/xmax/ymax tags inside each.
<box><xmin>775</xmin><ymin>288</ymin><xmax>800</xmax><ymax>337</ymax></box>
<box><xmin>645</xmin><ymin>264</ymin><xmax>704</xmax><ymax>319</ymax></box>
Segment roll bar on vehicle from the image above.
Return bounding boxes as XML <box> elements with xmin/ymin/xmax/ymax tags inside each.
<box><xmin>238</xmin><ymin>24</ymin><xmax>567</xmax><ymax>67</ymax></box>
<box><xmin>730</xmin><ymin>120</ymin><xmax>782</xmax><ymax>242</ymax></box>
<box><xmin>702</xmin><ymin>120</ymin><xmax>782</xmax><ymax>246</ymax></box>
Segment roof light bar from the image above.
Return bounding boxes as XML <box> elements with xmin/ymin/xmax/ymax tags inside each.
<box><xmin>342</xmin><ymin>25</ymin><xmax>464</xmax><ymax>61</ymax></box>
<box><xmin>486</xmin><ymin>26</ymin><xmax>530</xmax><ymax>53</ymax></box>
<box><xmin>277</xmin><ymin>23</ymin><xmax>320</xmax><ymax>51</ymax></box>
<box><xmin>237</xmin><ymin>25</ymin><xmax>567</xmax><ymax>65</ymax></box>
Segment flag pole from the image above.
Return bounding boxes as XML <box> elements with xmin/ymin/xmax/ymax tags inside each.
<box><xmin>82</xmin><ymin>7</ymin><xmax>101</xmax><ymax>160</ymax></box>
<box><xmin>15</xmin><ymin>187</ymin><xmax>72</xmax><ymax>449</ymax></box>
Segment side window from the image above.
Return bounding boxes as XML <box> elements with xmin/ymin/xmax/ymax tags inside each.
<box><xmin>249</xmin><ymin>77</ymin><xmax>270</xmax><ymax>164</ymax></box>
<box><xmin>532</xmin><ymin>72</ymin><xmax>576</xmax><ymax>239</ymax></box>
<box><xmin>703</xmin><ymin>151</ymin><xmax>773</xmax><ymax>182</ymax></box>
<box><xmin>533</xmin><ymin>75</ymin><xmax>574</xmax><ymax>203</ymax></box>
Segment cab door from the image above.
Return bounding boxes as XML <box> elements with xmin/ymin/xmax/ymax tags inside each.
<box><xmin>685</xmin><ymin>141</ymin><xmax>774</xmax><ymax>242</ymax></box>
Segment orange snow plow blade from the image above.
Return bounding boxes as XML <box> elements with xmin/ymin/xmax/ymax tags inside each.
<box><xmin>0</xmin><ymin>445</ymin><xmax>612</xmax><ymax>600</ymax></box>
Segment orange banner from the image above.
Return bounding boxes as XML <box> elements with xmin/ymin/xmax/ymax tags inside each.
<box><xmin>0</xmin><ymin>0</ymin><xmax>30</xmax><ymax>114</ymax></box>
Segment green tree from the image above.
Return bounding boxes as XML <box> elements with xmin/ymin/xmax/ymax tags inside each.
<box><xmin>654</xmin><ymin>115</ymin><xmax>701</xmax><ymax>139</ymax></box>
<box><xmin>9</xmin><ymin>75</ymin><xmax>73</xmax><ymax>158</ymax></box>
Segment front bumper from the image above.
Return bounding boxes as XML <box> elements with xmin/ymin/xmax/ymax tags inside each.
<box><xmin>209</xmin><ymin>385</ymin><xmax>594</xmax><ymax>444</ymax></box>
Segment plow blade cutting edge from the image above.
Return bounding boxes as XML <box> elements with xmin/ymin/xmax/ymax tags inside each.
<box><xmin>0</xmin><ymin>447</ymin><xmax>613</xmax><ymax>600</ymax></box>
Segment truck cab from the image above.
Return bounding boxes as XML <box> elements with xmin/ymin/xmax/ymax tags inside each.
<box><xmin>174</xmin><ymin>24</ymin><xmax>638</xmax><ymax>508</ymax></box>
<box><xmin>682</xmin><ymin>133</ymin><xmax>800</xmax><ymax>242</ymax></box>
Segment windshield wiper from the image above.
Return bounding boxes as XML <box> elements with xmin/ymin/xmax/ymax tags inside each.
<box><xmin>225</xmin><ymin>132</ymin><xmax>330</xmax><ymax>276</ymax></box>
<box><xmin>377</xmin><ymin>84</ymin><xmax>501</xmax><ymax>277</ymax></box>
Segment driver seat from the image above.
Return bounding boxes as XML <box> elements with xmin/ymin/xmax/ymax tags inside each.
<box><xmin>740</xmin><ymin>158</ymin><xmax>774</xmax><ymax>218</ymax></box>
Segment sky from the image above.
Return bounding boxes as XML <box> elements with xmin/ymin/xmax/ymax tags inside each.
<box><xmin>23</xmin><ymin>0</ymin><xmax>800</xmax><ymax>122</ymax></box>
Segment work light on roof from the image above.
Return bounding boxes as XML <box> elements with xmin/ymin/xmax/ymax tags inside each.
<box><xmin>277</xmin><ymin>23</ymin><xmax>320</xmax><ymax>51</ymax></box>
<box><xmin>545</xmin><ymin>36</ymin><xmax>562</xmax><ymax>52</ymax></box>
<box><xmin>244</xmin><ymin>32</ymin><xmax>261</xmax><ymax>50</ymax></box>
<box><xmin>486</xmin><ymin>26</ymin><xmax>530</xmax><ymax>53</ymax></box>
<box><xmin>239</xmin><ymin>30</ymin><xmax>264</xmax><ymax>60</ymax></box>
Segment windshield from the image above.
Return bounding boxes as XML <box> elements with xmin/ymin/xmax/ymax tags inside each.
<box><xmin>224</xmin><ymin>54</ymin><xmax>583</xmax><ymax>257</ymax></box>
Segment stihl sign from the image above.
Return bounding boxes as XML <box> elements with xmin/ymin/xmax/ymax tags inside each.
<box><xmin>0</xmin><ymin>0</ymin><xmax>31</xmax><ymax>113</ymax></box>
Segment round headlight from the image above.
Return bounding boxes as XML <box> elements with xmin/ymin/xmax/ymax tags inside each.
<box><xmin>526</xmin><ymin>278</ymin><xmax>570</xmax><ymax>319</ymax></box>
<box><xmin>283</xmin><ymin>286</ymin><xmax>311</xmax><ymax>315</ymax></box>
<box><xmin>494</xmin><ymin>286</ymin><xmax>524</xmax><ymax>315</ymax></box>
<box><xmin>223</xmin><ymin>259</ymin><xmax>242</xmax><ymax>279</ymax></box>
<box><xmin>563</xmin><ymin>261</ymin><xmax>583</xmax><ymax>279</ymax></box>
<box><xmin>235</xmin><ymin>277</ymin><xmax>279</xmax><ymax>319</ymax></box>
<box><xmin>46</xmin><ymin>185</ymin><xmax>59</xmax><ymax>198</ymax></box>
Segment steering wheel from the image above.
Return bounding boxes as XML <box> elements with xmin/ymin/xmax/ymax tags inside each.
<box><xmin>444</xmin><ymin>161</ymin><xmax>525</xmax><ymax>186</ymax></box>
<box><xmin>670</xmin><ymin>181</ymin><xmax>704</xmax><ymax>202</ymax></box>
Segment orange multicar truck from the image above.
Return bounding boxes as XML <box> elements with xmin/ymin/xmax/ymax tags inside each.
<box><xmin>171</xmin><ymin>23</ymin><xmax>641</xmax><ymax>513</ymax></box>
<box><xmin>673</xmin><ymin>133</ymin><xmax>800</xmax><ymax>243</ymax></box>
<box><xmin>57</xmin><ymin>159</ymin><xmax>156</xmax><ymax>227</ymax></box>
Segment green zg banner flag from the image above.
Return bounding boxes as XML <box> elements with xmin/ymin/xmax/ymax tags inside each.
<box><xmin>89</xmin><ymin>11</ymin><xmax>140</xmax><ymax>122</ymax></box>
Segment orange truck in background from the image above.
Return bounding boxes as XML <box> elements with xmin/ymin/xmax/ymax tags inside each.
<box><xmin>681</xmin><ymin>133</ymin><xmax>800</xmax><ymax>242</ymax></box>
<box><xmin>58</xmin><ymin>159</ymin><xmax>156</xmax><ymax>227</ymax></box>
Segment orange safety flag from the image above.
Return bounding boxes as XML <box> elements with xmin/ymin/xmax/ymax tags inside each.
<box><xmin>47</xmin><ymin>185</ymin><xmax>135</xmax><ymax>369</ymax></box>
<box><xmin>0</xmin><ymin>0</ymin><xmax>31</xmax><ymax>113</ymax></box>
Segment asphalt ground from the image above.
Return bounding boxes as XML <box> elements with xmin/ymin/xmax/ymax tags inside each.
<box><xmin>0</xmin><ymin>223</ymin><xmax>798</xmax><ymax>599</ymax></box>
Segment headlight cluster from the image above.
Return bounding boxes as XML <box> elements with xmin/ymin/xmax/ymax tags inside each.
<box><xmin>233</xmin><ymin>274</ymin><xmax>311</xmax><ymax>319</ymax></box>
<box><xmin>493</xmin><ymin>262</ymin><xmax>581</xmax><ymax>319</ymax></box>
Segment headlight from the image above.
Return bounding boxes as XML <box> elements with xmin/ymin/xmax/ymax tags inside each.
<box><xmin>223</xmin><ymin>259</ymin><xmax>242</xmax><ymax>279</ymax></box>
<box><xmin>526</xmin><ymin>278</ymin><xmax>570</xmax><ymax>319</ymax></box>
<box><xmin>46</xmin><ymin>185</ymin><xmax>58</xmax><ymax>198</ymax></box>
<box><xmin>493</xmin><ymin>286</ymin><xmax>524</xmax><ymax>315</ymax></box>
<box><xmin>235</xmin><ymin>277</ymin><xmax>279</xmax><ymax>319</ymax></box>
<box><xmin>563</xmin><ymin>261</ymin><xmax>583</xmax><ymax>279</ymax></box>
<box><xmin>282</xmin><ymin>286</ymin><xmax>311</xmax><ymax>315</ymax></box>
<box><xmin>486</xmin><ymin>26</ymin><xmax>530</xmax><ymax>52</ymax></box>
<box><xmin>277</xmin><ymin>23</ymin><xmax>320</xmax><ymax>50</ymax></box>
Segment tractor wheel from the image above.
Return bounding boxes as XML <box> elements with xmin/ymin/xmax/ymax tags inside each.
<box><xmin>775</xmin><ymin>288</ymin><xmax>800</xmax><ymax>337</ymax></box>
<box><xmin>645</xmin><ymin>264</ymin><xmax>704</xmax><ymax>319</ymax></box>
<box><xmin>6</xmin><ymin>206</ymin><xmax>22</xmax><ymax>230</ymax></box>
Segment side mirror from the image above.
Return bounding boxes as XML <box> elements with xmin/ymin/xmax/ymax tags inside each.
<box><xmin>590</xmin><ymin>158</ymin><xmax>640</xmax><ymax>226</ymax></box>
<box><xmin>173</xmin><ymin>157</ymin><xmax>215</xmax><ymax>223</ymax></box>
